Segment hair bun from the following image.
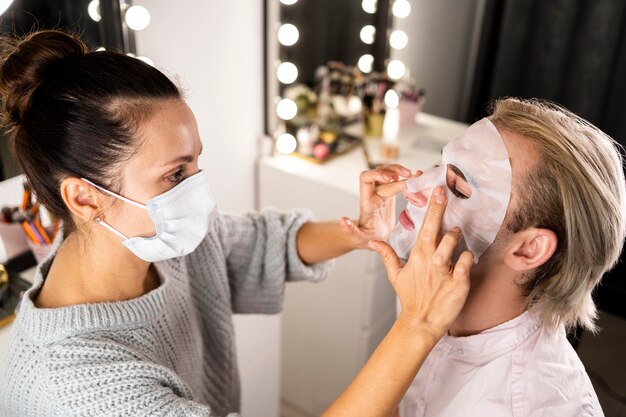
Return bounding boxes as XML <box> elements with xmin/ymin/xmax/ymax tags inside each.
<box><xmin>0</xmin><ymin>30</ymin><xmax>87</xmax><ymax>127</ymax></box>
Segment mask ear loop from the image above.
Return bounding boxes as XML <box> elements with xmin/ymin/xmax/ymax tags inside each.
<box><xmin>80</xmin><ymin>178</ymin><xmax>148</xmax><ymax>210</ymax></box>
<box><xmin>81</xmin><ymin>178</ymin><xmax>142</xmax><ymax>241</ymax></box>
<box><xmin>94</xmin><ymin>216</ymin><xmax>130</xmax><ymax>240</ymax></box>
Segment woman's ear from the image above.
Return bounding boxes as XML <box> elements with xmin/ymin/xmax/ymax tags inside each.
<box><xmin>60</xmin><ymin>178</ymin><xmax>103</xmax><ymax>222</ymax></box>
<box><xmin>504</xmin><ymin>228</ymin><xmax>558</xmax><ymax>272</ymax></box>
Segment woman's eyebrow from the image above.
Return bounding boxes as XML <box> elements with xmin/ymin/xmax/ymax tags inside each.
<box><xmin>163</xmin><ymin>154</ymin><xmax>194</xmax><ymax>166</ymax></box>
<box><xmin>163</xmin><ymin>144</ymin><xmax>203</xmax><ymax>166</ymax></box>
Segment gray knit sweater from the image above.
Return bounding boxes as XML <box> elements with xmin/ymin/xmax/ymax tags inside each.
<box><xmin>0</xmin><ymin>209</ymin><xmax>332</xmax><ymax>417</ymax></box>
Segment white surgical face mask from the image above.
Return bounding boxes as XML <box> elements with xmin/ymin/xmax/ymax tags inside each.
<box><xmin>81</xmin><ymin>170</ymin><xmax>217</xmax><ymax>263</ymax></box>
<box><xmin>388</xmin><ymin>118</ymin><xmax>512</xmax><ymax>262</ymax></box>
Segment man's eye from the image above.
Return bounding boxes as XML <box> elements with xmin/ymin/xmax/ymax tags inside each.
<box><xmin>450</xmin><ymin>187</ymin><xmax>469</xmax><ymax>199</ymax></box>
<box><xmin>446</xmin><ymin>164</ymin><xmax>472</xmax><ymax>199</ymax></box>
<box><xmin>168</xmin><ymin>168</ymin><xmax>185</xmax><ymax>183</ymax></box>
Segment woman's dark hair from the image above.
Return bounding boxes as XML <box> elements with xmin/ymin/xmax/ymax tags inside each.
<box><xmin>0</xmin><ymin>30</ymin><xmax>181</xmax><ymax>233</ymax></box>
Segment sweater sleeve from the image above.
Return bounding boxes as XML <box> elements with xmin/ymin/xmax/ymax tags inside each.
<box><xmin>215</xmin><ymin>208</ymin><xmax>334</xmax><ymax>314</ymax></box>
<box><xmin>42</xmin><ymin>339</ymin><xmax>234</xmax><ymax>417</ymax></box>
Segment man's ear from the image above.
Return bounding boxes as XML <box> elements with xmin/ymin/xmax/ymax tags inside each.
<box><xmin>504</xmin><ymin>228</ymin><xmax>558</xmax><ymax>272</ymax></box>
<box><xmin>60</xmin><ymin>178</ymin><xmax>103</xmax><ymax>222</ymax></box>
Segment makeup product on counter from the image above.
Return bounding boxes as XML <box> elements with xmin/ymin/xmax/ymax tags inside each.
<box><xmin>399</xmin><ymin>88</ymin><xmax>427</xmax><ymax>126</ymax></box>
<box><xmin>320</xmin><ymin>130</ymin><xmax>338</xmax><ymax>145</ymax></box>
<box><xmin>312</xmin><ymin>142</ymin><xmax>330</xmax><ymax>159</ymax></box>
<box><xmin>379</xmin><ymin>142</ymin><xmax>399</xmax><ymax>159</ymax></box>
<box><xmin>0</xmin><ymin>183</ymin><xmax>60</xmax><ymax>263</ymax></box>
<box><xmin>296</xmin><ymin>126</ymin><xmax>315</xmax><ymax>155</ymax></box>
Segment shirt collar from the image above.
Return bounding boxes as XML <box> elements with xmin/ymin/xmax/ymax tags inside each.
<box><xmin>439</xmin><ymin>311</ymin><xmax>542</xmax><ymax>358</ymax></box>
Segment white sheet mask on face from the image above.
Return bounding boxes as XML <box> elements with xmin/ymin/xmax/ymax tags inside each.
<box><xmin>388</xmin><ymin>118</ymin><xmax>512</xmax><ymax>262</ymax></box>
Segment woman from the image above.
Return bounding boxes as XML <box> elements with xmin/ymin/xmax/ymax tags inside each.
<box><xmin>0</xmin><ymin>30</ymin><xmax>473</xmax><ymax>417</ymax></box>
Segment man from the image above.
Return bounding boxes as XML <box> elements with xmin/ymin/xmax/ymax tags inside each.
<box><xmin>375</xmin><ymin>98</ymin><xmax>625</xmax><ymax>417</ymax></box>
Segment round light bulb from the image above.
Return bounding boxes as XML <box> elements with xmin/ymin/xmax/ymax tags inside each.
<box><xmin>276</xmin><ymin>98</ymin><xmax>298</xmax><ymax>120</ymax></box>
<box><xmin>392</xmin><ymin>0</ymin><xmax>411</xmax><ymax>19</ymax></box>
<box><xmin>137</xmin><ymin>56</ymin><xmax>154</xmax><ymax>66</ymax></box>
<box><xmin>390</xmin><ymin>30</ymin><xmax>408</xmax><ymax>50</ymax></box>
<box><xmin>360</xmin><ymin>25</ymin><xmax>376</xmax><ymax>45</ymax></box>
<box><xmin>87</xmin><ymin>0</ymin><xmax>100</xmax><ymax>22</ymax></box>
<box><xmin>387</xmin><ymin>60</ymin><xmax>406</xmax><ymax>80</ymax></box>
<box><xmin>280</xmin><ymin>0</ymin><xmax>298</xmax><ymax>4</ymax></box>
<box><xmin>384</xmin><ymin>90</ymin><xmax>400</xmax><ymax>108</ymax></box>
<box><xmin>361</xmin><ymin>0</ymin><xmax>377</xmax><ymax>14</ymax></box>
<box><xmin>0</xmin><ymin>0</ymin><xmax>13</xmax><ymax>16</ymax></box>
<box><xmin>358</xmin><ymin>54</ymin><xmax>374</xmax><ymax>74</ymax></box>
<box><xmin>277</xmin><ymin>62</ymin><xmax>298</xmax><ymax>84</ymax></box>
<box><xmin>125</xmin><ymin>5</ymin><xmax>151</xmax><ymax>31</ymax></box>
<box><xmin>277</xmin><ymin>23</ymin><xmax>299</xmax><ymax>46</ymax></box>
<box><xmin>276</xmin><ymin>133</ymin><xmax>297</xmax><ymax>155</ymax></box>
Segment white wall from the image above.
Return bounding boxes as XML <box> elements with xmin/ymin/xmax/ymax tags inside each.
<box><xmin>134</xmin><ymin>1</ymin><xmax>262</xmax><ymax>212</ymax></box>
<box><xmin>134</xmin><ymin>2</ymin><xmax>280</xmax><ymax>416</ymax></box>
<box><xmin>391</xmin><ymin>0</ymin><xmax>482</xmax><ymax>121</ymax></box>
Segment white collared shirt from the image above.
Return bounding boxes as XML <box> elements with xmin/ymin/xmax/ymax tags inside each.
<box><xmin>399</xmin><ymin>311</ymin><xmax>603</xmax><ymax>417</ymax></box>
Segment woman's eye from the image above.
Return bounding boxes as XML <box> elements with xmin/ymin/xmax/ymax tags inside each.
<box><xmin>167</xmin><ymin>168</ymin><xmax>185</xmax><ymax>183</ymax></box>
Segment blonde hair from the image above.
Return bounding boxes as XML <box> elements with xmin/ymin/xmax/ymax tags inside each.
<box><xmin>489</xmin><ymin>98</ymin><xmax>626</xmax><ymax>332</ymax></box>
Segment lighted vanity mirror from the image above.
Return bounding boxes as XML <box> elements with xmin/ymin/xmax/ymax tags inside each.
<box><xmin>265</xmin><ymin>0</ymin><xmax>421</xmax><ymax>165</ymax></box>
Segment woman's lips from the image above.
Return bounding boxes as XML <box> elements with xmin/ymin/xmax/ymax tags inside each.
<box><xmin>399</xmin><ymin>208</ymin><xmax>415</xmax><ymax>231</ymax></box>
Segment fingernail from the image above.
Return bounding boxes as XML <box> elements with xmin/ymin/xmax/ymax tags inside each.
<box><xmin>416</xmin><ymin>193</ymin><xmax>427</xmax><ymax>205</ymax></box>
<box><xmin>435</xmin><ymin>189</ymin><xmax>446</xmax><ymax>204</ymax></box>
<box><xmin>451</xmin><ymin>226</ymin><xmax>461</xmax><ymax>233</ymax></box>
<box><xmin>433</xmin><ymin>186</ymin><xmax>443</xmax><ymax>196</ymax></box>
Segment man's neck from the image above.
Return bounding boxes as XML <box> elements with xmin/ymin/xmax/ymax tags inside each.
<box><xmin>448</xmin><ymin>272</ymin><xmax>526</xmax><ymax>337</ymax></box>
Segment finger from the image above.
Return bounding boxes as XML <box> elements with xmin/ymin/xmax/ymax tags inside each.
<box><xmin>379</xmin><ymin>164</ymin><xmax>412</xmax><ymax>178</ymax></box>
<box><xmin>431</xmin><ymin>227</ymin><xmax>463</xmax><ymax>276</ymax></box>
<box><xmin>339</xmin><ymin>217</ymin><xmax>359</xmax><ymax>236</ymax></box>
<box><xmin>369</xmin><ymin>240</ymin><xmax>402</xmax><ymax>281</ymax></box>
<box><xmin>360</xmin><ymin>169</ymin><xmax>394</xmax><ymax>199</ymax></box>
<box><xmin>375</xmin><ymin>180</ymin><xmax>406</xmax><ymax>198</ymax></box>
<box><xmin>414</xmin><ymin>186</ymin><xmax>447</xmax><ymax>251</ymax></box>
<box><xmin>410</xmin><ymin>169</ymin><xmax>424</xmax><ymax>178</ymax></box>
<box><xmin>453</xmin><ymin>251</ymin><xmax>474</xmax><ymax>281</ymax></box>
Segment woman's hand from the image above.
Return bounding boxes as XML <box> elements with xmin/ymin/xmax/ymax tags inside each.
<box><xmin>295</xmin><ymin>165</ymin><xmax>421</xmax><ymax>264</ymax></box>
<box><xmin>322</xmin><ymin>187</ymin><xmax>472</xmax><ymax>417</ymax></box>
<box><xmin>370</xmin><ymin>186</ymin><xmax>473</xmax><ymax>340</ymax></box>
<box><xmin>341</xmin><ymin>164</ymin><xmax>419</xmax><ymax>249</ymax></box>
